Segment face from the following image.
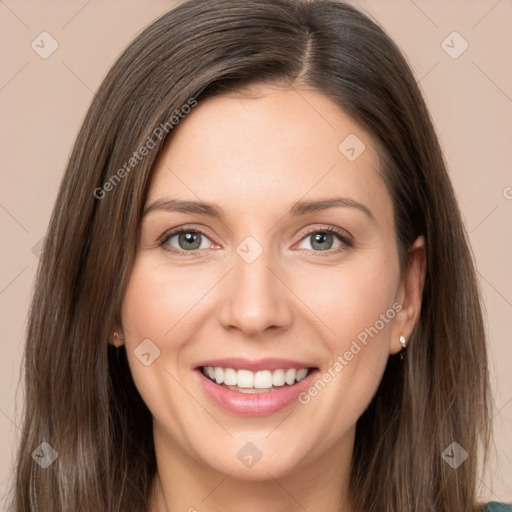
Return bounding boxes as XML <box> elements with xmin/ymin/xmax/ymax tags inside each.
<box><xmin>117</xmin><ymin>84</ymin><xmax>422</xmax><ymax>481</ymax></box>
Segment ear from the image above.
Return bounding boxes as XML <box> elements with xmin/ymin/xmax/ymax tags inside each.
<box><xmin>108</xmin><ymin>321</ymin><xmax>125</xmax><ymax>347</ymax></box>
<box><xmin>389</xmin><ymin>235</ymin><xmax>426</xmax><ymax>355</ymax></box>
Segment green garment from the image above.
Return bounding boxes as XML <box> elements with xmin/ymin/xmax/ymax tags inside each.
<box><xmin>482</xmin><ymin>503</ymin><xmax>512</xmax><ymax>512</ymax></box>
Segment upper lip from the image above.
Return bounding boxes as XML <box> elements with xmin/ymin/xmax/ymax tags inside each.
<box><xmin>195</xmin><ymin>357</ymin><xmax>316</xmax><ymax>372</ymax></box>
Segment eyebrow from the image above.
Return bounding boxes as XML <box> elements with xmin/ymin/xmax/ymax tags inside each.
<box><xmin>143</xmin><ymin>196</ymin><xmax>376</xmax><ymax>222</ymax></box>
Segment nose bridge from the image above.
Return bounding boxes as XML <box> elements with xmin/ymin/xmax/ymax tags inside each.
<box><xmin>217</xmin><ymin>238</ymin><xmax>292</xmax><ymax>335</ymax></box>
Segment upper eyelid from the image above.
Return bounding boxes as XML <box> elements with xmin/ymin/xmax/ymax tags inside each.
<box><xmin>295</xmin><ymin>224</ymin><xmax>353</xmax><ymax>241</ymax></box>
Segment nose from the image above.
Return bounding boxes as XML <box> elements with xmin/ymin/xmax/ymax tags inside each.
<box><xmin>217</xmin><ymin>247</ymin><xmax>293</xmax><ymax>337</ymax></box>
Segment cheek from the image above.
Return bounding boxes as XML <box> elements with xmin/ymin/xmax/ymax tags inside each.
<box><xmin>118</xmin><ymin>258</ymin><xmax>192</xmax><ymax>421</ymax></box>
<box><xmin>292</xmin><ymin>252</ymin><xmax>399</xmax><ymax>351</ymax></box>
<box><xmin>292</xmin><ymin>257</ymin><xmax>400</xmax><ymax>448</ymax></box>
<box><xmin>118</xmin><ymin>256</ymin><xmax>230</xmax><ymax>429</ymax></box>
<box><xmin>121</xmin><ymin>256</ymin><xmax>211</xmax><ymax>342</ymax></box>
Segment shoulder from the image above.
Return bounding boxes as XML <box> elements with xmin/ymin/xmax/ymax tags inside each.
<box><xmin>480</xmin><ymin>502</ymin><xmax>512</xmax><ymax>512</ymax></box>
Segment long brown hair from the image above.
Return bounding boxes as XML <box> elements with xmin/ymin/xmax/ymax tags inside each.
<box><xmin>10</xmin><ymin>0</ymin><xmax>492</xmax><ymax>510</ymax></box>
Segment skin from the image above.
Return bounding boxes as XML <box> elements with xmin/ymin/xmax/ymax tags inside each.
<box><xmin>111</xmin><ymin>83</ymin><xmax>425</xmax><ymax>512</ymax></box>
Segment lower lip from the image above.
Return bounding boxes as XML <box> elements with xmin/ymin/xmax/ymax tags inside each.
<box><xmin>195</xmin><ymin>368</ymin><xmax>318</xmax><ymax>416</ymax></box>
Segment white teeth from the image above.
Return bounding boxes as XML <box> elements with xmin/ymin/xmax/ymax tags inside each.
<box><xmin>284</xmin><ymin>369</ymin><xmax>297</xmax><ymax>385</ymax></box>
<box><xmin>237</xmin><ymin>369</ymin><xmax>253</xmax><ymax>388</ymax></box>
<box><xmin>214</xmin><ymin>367</ymin><xmax>224</xmax><ymax>385</ymax></box>
<box><xmin>202</xmin><ymin>366</ymin><xmax>311</xmax><ymax>389</ymax></box>
<box><xmin>253</xmin><ymin>370</ymin><xmax>273</xmax><ymax>389</ymax></box>
<box><xmin>223</xmin><ymin>368</ymin><xmax>237</xmax><ymax>385</ymax></box>
<box><xmin>296</xmin><ymin>368</ymin><xmax>308</xmax><ymax>382</ymax></box>
<box><xmin>272</xmin><ymin>369</ymin><xmax>285</xmax><ymax>386</ymax></box>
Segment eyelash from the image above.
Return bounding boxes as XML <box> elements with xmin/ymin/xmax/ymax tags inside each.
<box><xmin>159</xmin><ymin>225</ymin><xmax>354</xmax><ymax>256</ymax></box>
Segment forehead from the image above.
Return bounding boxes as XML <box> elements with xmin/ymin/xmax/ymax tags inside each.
<box><xmin>145</xmin><ymin>84</ymin><xmax>392</xmax><ymax>226</ymax></box>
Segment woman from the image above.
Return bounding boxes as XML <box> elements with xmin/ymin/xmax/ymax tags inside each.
<box><xmin>9</xmin><ymin>0</ymin><xmax>507</xmax><ymax>510</ymax></box>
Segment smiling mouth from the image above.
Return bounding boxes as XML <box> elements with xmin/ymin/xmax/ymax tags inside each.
<box><xmin>200</xmin><ymin>366</ymin><xmax>317</xmax><ymax>394</ymax></box>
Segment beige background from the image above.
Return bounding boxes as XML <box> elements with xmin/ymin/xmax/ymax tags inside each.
<box><xmin>1</xmin><ymin>0</ymin><xmax>511</xmax><ymax>506</ymax></box>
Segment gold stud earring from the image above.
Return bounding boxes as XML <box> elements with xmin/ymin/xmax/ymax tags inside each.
<box><xmin>399</xmin><ymin>335</ymin><xmax>407</xmax><ymax>361</ymax></box>
<box><xmin>111</xmin><ymin>331</ymin><xmax>124</xmax><ymax>348</ymax></box>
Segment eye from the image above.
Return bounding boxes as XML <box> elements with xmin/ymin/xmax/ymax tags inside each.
<box><xmin>160</xmin><ymin>227</ymin><xmax>215</xmax><ymax>254</ymax></box>
<box><xmin>295</xmin><ymin>227</ymin><xmax>353</xmax><ymax>253</ymax></box>
<box><xmin>159</xmin><ymin>225</ymin><xmax>353</xmax><ymax>256</ymax></box>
